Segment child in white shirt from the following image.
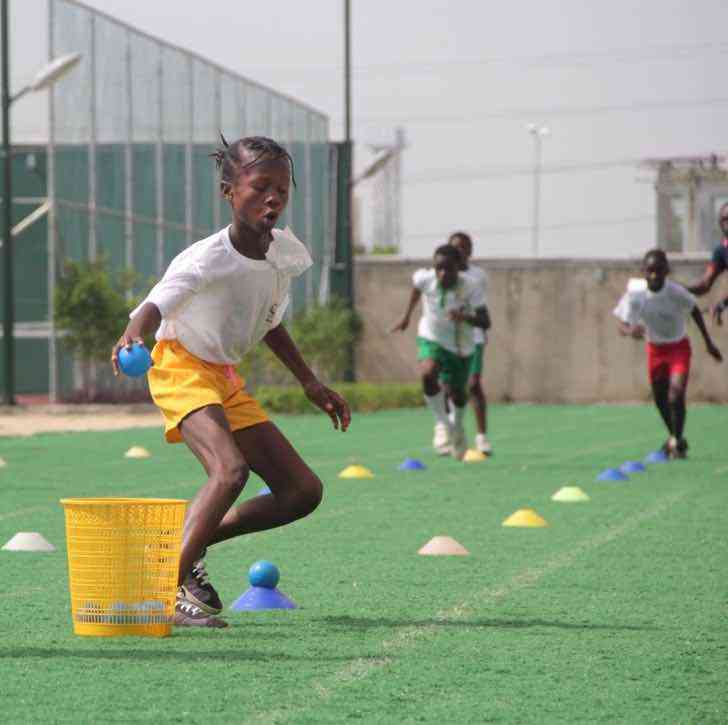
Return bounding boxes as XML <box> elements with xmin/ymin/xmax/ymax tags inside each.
<box><xmin>391</xmin><ymin>244</ymin><xmax>490</xmax><ymax>460</ymax></box>
<box><xmin>613</xmin><ymin>248</ymin><xmax>721</xmax><ymax>458</ymax></box>
<box><xmin>112</xmin><ymin>136</ymin><xmax>350</xmax><ymax>627</ymax></box>
<box><xmin>449</xmin><ymin>231</ymin><xmax>492</xmax><ymax>455</ymax></box>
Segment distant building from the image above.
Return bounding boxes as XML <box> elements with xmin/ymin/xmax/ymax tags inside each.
<box><xmin>642</xmin><ymin>154</ymin><xmax>728</xmax><ymax>253</ymax></box>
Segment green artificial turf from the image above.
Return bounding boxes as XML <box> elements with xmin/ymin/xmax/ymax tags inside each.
<box><xmin>1</xmin><ymin>405</ymin><xmax>726</xmax><ymax>724</ymax></box>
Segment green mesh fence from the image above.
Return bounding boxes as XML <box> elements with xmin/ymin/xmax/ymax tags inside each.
<box><xmin>38</xmin><ymin>0</ymin><xmax>332</xmax><ymax>400</ymax></box>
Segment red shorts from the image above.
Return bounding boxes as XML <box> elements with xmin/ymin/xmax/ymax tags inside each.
<box><xmin>647</xmin><ymin>337</ymin><xmax>691</xmax><ymax>383</ymax></box>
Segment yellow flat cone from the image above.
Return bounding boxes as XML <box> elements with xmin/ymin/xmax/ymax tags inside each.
<box><xmin>338</xmin><ymin>464</ymin><xmax>374</xmax><ymax>479</ymax></box>
<box><xmin>551</xmin><ymin>486</ymin><xmax>590</xmax><ymax>502</ymax></box>
<box><xmin>125</xmin><ymin>446</ymin><xmax>151</xmax><ymax>459</ymax></box>
<box><xmin>502</xmin><ymin>508</ymin><xmax>549</xmax><ymax>527</ymax></box>
<box><xmin>463</xmin><ymin>448</ymin><xmax>487</xmax><ymax>462</ymax></box>
<box><xmin>0</xmin><ymin>456</ymin><xmax>6</xmax><ymax>467</ymax></box>
<box><xmin>418</xmin><ymin>535</ymin><xmax>469</xmax><ymax>556</ymax></box>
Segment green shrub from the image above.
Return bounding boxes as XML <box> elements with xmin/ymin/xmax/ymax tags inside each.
<box><xmin>254</xmin><ymin>382</ymin><xmax>423</xmax><ymax>414</ymax></box>
<box><xmin>54</xmin><ymin>258</ymin><xmax>150</xmax><ymax>400</ymax></box>
<box><xmin>370</xmin><ymin>244</ymin><xmax>399</xmax><ymax>255</ymax></box>
<box><xmin>54</xmin><ymin>258</ymin><xmax>143</xmax><ymax>363</ymax></box>
<box><xmin>239</xmin><ymin>298</ymin><xmax>362</xmax><ymax>385</ymax></box>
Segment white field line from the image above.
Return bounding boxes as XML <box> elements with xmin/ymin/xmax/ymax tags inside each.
<box><xmin>247</xmin><ymin>489</ymin><xmax>687</xmax><ymax>725</ymax></box>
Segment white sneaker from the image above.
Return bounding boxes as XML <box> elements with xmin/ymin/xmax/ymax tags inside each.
<box><xmin>475</xmin><ymin>433</ymin><xmax>492</xmax><ymax>455</ymax></box>
<box><xmin>433</xmin><ymin>422</ymin><xmax>451</xmax><ymax>456</ymax></box>
<box><xmin>451</xmin><ymin>426</ymin><xmax>467</xmax><ymax>461</ymax></box>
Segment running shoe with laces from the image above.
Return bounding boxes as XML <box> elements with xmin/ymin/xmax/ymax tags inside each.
<box><xmin>433</xmin><ymin>422</ymin><xmax>452</xmax><ymax>456</ymax></box>
<box><xmin>673</xmin><ymin>438</ymin><xmax>689</xmax><ymax>459</ymax></box>
<box><xmin>660</xmin><ymin>437</ymin><xmax>676</xmax><ymax>457</ymax></box>
<box><xmin>475</xmin><ymin>433</ymin><xmax>492</xmax><ymax>455</ymax></box>
<box><xmin>174</xmin><ymin>590</ymin><xmax>227</xmax><ymax>628</ymax></box>
<box><xmin>180</xmin><ymin>558</ymin><xmax>223</xmax><ymax>615</ymax></box>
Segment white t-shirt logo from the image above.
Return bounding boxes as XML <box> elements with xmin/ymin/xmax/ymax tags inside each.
<box><xmin>266</xmin><ymin>303</ymin><xmax>278</xmax><ymax>325</ymax></box>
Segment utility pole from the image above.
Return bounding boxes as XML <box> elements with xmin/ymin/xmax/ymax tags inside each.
<box><xmin>344</xmin><ymin>0</ymin><xmax>351</xmax><ymax>144</ymax></box>
<box><xmin>1</xmin><ymin>0</ymin><xmax>80</xmax><ymax>404</ymax></box>
<box><xmin>341</xmin><ymin>0</ymin><xmax>356</xmax><ymax>380</ymax></box>
<box><xmin>2</xmin><ymin>0</ymin><xmax>15</xmax><ymax>404</ymax></box>
<box><xmin>527</xmin><ymin>123</ymin><xmax>549</xmax><ymax>257</ymax></box>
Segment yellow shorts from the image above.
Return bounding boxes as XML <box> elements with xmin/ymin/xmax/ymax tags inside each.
<box><xmin>148</xmin><ymin>339</ymin><xmax>268</xmax><ymax>443</ymax></box>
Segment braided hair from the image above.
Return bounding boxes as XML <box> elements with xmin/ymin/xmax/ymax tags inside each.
<box><xmin>211</xmin><ymin>134</ymin><xmax>296</xmax><ymax>187</ymax></box>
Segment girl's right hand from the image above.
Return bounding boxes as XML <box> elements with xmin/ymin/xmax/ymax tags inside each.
<box><xmin>111</xmin><ymin>335</ymin><xmax>144</xmax><ymax>376</ymax></box>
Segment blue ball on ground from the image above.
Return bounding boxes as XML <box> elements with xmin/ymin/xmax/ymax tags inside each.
<box><xmin>118</xmin><ymin>343</ymin><xmax>152</xmax><ymax>377</ymax></box>
<box><xmin>249</xmin><ymin>560</ymin><xmax>280</xmax><ymax>589</ymax></box>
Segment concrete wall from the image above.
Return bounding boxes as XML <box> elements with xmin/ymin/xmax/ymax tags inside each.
<box><xmin>354</xmin><ymin>256</ymin><xmax>728</xmax><ymax>403</ymax></box>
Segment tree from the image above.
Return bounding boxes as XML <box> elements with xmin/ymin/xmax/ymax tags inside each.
<box><xmin>54</xmin><ymin>258</ymin><xmax>141</xmax><ymax>398</ymax></box>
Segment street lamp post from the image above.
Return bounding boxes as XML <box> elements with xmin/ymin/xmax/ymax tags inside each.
<box><xmin>1</xmin><ymin>0</ymin><xmax>80</xmax><ymax>405</ymax></box>
<box><xmin>527</xmin><ymin>123</ymin><xmax>550</xmax><ymax>257</ymax></box>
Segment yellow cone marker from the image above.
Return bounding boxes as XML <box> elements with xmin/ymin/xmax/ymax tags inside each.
<box><xmin>418</xmin><ymin>535</ymin><xmax>469</xmax><ymax>556</ymax></box>
<box><xmin>125</xmin><ymin>446</ymin><xmax>151</xmax><ymax>459</ymax></box>
<box><xmin>502</xmin><ymin>508</ymin><xmax>549</xmax><ymax>527</ymax></box>
<box><xmin>338</xmin><ymin>464</ymin><xmax>374</xmax><ymax>479</ymax></box>
<box><xmin>463</xmin><ymin>448</ymin><xmax>487</xmax><ymax>463</ymax></box>
<box><xmin>551</xmin><ymin>486</ymin><xmax>590</xmax><ymax>502</ymax></box>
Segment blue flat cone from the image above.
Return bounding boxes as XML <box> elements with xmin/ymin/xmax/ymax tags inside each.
<box><xmin>597</xmin><ymin>467</ymin><xmax>629</xmax><ymax>482</ymax></box>
<box><xmin>256</xmin><ymin>485</ymin><xmax>272</xmax><ymax>496</ymax></box>
<box><xmin>398</xmin><ymin>458</ymin><xmax>426</xmax><ymax>471</ymax></box>
<box><xmin>644</xmin><ymin>450</ymin><xmax>669</xmax><ymax>464</ymax></box>
<box><xmin>230</xmin><ymin>586</ymin><xmax>297</xmax><ymax>611</ymax></box>
<box><xmin>620</xmin><ymin>460</ymin><xmax>646</xmax><ymax>474</ymax></box>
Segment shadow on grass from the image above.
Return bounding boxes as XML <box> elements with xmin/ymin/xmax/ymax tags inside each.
<box><xmin>314</xmin><ymin>615</ymin><xmax>659</xmax><ymax>632</ymax></box>
<box><xmin>0</xmin><ymin>646</ymin><xmax>377</xmax><ymax>664</ymax></box>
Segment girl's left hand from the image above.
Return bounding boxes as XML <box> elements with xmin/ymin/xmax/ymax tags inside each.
<box><xmin>303</xmin><ymin>379</ymin><xmax>351</xmax><ymax>431</ymax></box>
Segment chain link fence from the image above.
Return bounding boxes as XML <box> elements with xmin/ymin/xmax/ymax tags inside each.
<box><xmin>45</xmin><ymin>0</ymin><xmax>332</xmax><ymax>400</ymax></box>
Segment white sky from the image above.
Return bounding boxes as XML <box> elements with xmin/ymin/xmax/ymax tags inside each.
<box><xmin>7</xmin><ymin>0</ymin><xmax>728</xmax><ymax>257</ymax></box>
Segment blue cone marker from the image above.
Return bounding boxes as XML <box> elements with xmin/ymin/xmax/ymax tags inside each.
<box><xmin>230</xmin><ymin>560</ymin><xmax>297</xmax><ymax>611</ymax></box>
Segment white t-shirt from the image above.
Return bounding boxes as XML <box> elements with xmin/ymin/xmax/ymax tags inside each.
<box><xmin>460</xmin><ymin>265</ymin><xmax>488</xmax><ymax>345</ymax></box>
<box><xmin>613</xmin><ymin>278</ymin><xmax>696</xmax><ymax>344</ymax></box>
<box><xmin>131</xmin><ymin>226</ymin><xmax>312</xmax><ymax>364</ymax></box>
<box><xmin>413</xmin><ymin>268</ymin><xmax>486</xmax><ymax>357</ymax></box>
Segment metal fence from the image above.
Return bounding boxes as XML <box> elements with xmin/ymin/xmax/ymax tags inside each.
<box><xmin>42</xmin><ymin>0</ymin><xmax>331</xmax><ymax>400</ymax></box>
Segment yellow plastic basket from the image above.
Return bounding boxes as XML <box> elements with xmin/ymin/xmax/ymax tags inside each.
<box><xmin>60</xmin><ymin>497</ymin><xmax>187</xmax><ymax>637</ymax></box>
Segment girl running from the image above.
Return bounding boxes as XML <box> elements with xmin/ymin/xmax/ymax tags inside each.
<box><xmin>112</xmin><ymin>136</ymin><xmax>350</xmax><ymax>628</ymax></box>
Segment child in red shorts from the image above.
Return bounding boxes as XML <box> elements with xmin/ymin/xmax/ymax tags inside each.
<box><xmin>614</xmin><ymin>249</ymin><xmax>722</xmax><ymax>458</ymax></box>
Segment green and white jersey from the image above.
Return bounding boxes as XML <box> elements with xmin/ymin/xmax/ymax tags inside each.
<box><xmin>460</xmin><ymin>264</ymin><xmax>488</xmax><ymax>345</ymax></box>
<box><xmin>413</xmin><ymin>268</ymin><xmax>485</xmax><ymax>357</ymax></box>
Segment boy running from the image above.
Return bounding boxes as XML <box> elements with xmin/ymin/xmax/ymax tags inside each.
<box><xmin>111</xmin><ymin>136</ymin><xmax>350</xmax><ymax>628</ymax></box>
<box><xmin>614</xmin><ymin>249</ymin><xmax>721</xmax><ymax>459</ymax></box>
<box><xmin>688</xmin><ymin>201</ymin><xmax>728</xmax><ymax>323</ymax></box>
<box><xmin>448</xmin><ymin>231</ymin><xmax>492</xmax><ymax>455</ymax></box>
<box><xmin>391</xmin><ymin>244</ymin><xmax>490</xmax><ymax>460</ymax></box>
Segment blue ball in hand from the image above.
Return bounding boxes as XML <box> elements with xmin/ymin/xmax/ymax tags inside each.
<box><xmin>248</xmin><ymin>560</ymin><xmax>280</xmax><ymax>589</ymax></box>
<box><xmin>118</xmin><ymin>343</ymin><xmax>153</xmax><ymax>378</ymax></box>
